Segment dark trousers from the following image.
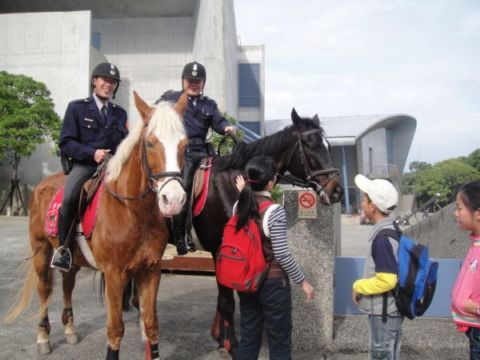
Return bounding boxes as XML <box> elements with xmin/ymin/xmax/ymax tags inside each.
<box><xmin>182</xmin><ymin>145</ymin><xmax>208</xmax><ymax>195</ymax></box>
<box><xmin>467</xmin><ymin>327</ymin><xmax>480</xmax><ymax>360</ymax></box>
<box><xmin>58</xmin><ymin>163</ymin><xmax>96</xmax><ymax>246</ymax></box>
<box><xmin>236</xmin><ymin>278</ymin><xmax>292</xmax><ymax>360</ymax></box>
<box><xmin>171</xmin><ymin>145</ymin><xmax>208</xmax><ymax>244</ymax></box>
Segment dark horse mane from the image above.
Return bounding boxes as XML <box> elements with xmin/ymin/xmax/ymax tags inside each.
<box><xmin>214</xmin><ymin>116</ymin><xmax>324</xmax><ymax>172</ymax></box>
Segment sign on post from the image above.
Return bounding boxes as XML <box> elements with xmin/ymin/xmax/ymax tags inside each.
<box><xmin>297</xmin><ymin>190</ymin><xmax>317</xmax><ymax>219</ymax></box>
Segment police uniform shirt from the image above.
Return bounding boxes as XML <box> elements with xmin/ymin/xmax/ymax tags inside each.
<box><xmin>158</xmin><ymin>90</ymin><xmax>229</xmax><ymax>141</ymax></box>
<box><xmin>59</xmin><ymin>95</ymin><xmax>128</xmax><ymax>166</ymax></box>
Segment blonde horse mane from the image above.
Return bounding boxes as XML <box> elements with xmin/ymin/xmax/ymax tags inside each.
<box><xmin>106</xmin><ymin>101</ymin><xmax>185</xmax><ymax>182</ymax></box>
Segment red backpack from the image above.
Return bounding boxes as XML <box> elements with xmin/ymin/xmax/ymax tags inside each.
<box><xmin>216</xmin><ymin>201</ymin><xmax>274</xmax><ymax>292</ymax></box>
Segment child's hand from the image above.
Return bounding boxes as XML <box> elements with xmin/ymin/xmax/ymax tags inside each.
<box><xmin>301</xmin><ymin>280</ymin><xmax>314</xmax><ymax>303</ymax></box>
<box><xmin>352</xmin><ymin>290</ymin><xmax>360</xmax><ymax>305</ymax></box>
<box><xmin>235</xmin><ymin>175</ymin><xmax>245</xmax><ymax>192</ymax></box>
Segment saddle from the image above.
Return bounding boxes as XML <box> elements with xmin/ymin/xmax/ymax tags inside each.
<box><xmin>45</xmin><ymin>165</ymin><xmax>107</xmax><ymax>239</ymax></box>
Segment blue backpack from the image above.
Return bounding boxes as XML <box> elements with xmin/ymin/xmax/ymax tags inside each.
<box><xmin>378</xmin><ymin>223</ymin><xmax>439</xmax><ymax>319</ymax></box>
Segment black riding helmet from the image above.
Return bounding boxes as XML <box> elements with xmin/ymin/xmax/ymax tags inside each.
<box><xmin>91</xmin><ymin>62</ymin><xmax>121</xmax><ymax>98</ymax></box>
<box><xmin>182</xmin><ymin>61</ymin><xmax>206</xmax><ymax>81</ymax></box>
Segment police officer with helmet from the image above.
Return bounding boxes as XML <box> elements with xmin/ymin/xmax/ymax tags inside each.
<box><xmin>156</xmin><ymin>61</ymin><xmax>236</xmax><ymax>255</ymax></box>
<box><xmin>51</xmin><ymin>62</ymin><xmax>128</xmax><ymax>272</ymax></box>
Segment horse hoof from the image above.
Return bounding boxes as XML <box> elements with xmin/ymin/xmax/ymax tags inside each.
<box><xmin>37</xmin><ymin>341</ymin><xmax>52</xmax><ymax>355</ymax></box>
<box><xmin>65</xmin><ymin>333</ymin><xmax>79</xmax><ymax>344</ymax></box>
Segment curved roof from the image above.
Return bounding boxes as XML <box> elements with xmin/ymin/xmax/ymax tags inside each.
<box><xmin>266</xmin><ymin>114</ymin><xmax>417</xmax><ymax>146</ymax></box>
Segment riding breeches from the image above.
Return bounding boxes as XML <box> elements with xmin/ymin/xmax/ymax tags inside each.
<box><xmin>58</xmin><ymin>163</ymin><xmax>96</xmax><ymax>246</ymax></box>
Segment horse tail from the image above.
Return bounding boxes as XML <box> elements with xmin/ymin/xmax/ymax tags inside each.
<box><xmin>3</xmin><ymin>257</ymin><xmax>46</xmax><ymax>323</ymax></box>
<box><xmin>99</xmin><ymin>274</ymin><xmax>136</xmax><ymax>312</ymax></box>
<box><xmin>122</xmin><ymin>278</ymin><xmax>136</xmax><ymax>312</ymax></box>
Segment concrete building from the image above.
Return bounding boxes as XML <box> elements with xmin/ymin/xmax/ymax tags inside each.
<box><xmin>0</xmin><ymin>0</ymin><xmax>265</xmax><ymax>211</ymax></box>
<box><xmin>266</xmin><ymin>114</ymin><xmax>417</xmax><ymax>214</ymax></box>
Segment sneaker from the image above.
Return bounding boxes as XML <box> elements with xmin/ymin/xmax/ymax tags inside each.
<box><xmin>51</xmin><ymin>247</ymin><xmax>72</xmax><ymax>272</ymax></box>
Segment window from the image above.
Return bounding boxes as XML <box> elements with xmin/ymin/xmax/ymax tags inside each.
<box><xmin>238</xmin><ymin>63</ymin><xmax>260</xmax><ymax>107</ymax></box>
<box><xmin>91</xmin><ymin>33</ymin><xmax>101</xmax><ymax>50</ymax></box>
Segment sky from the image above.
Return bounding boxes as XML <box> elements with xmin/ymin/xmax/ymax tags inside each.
<box><xmin>233</xmin><ymin>0</ymin><xmax>480</xmax><ymax>167</ymax></box>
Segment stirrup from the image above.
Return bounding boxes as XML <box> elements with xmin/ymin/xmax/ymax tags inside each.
<box><xmin>50</xmin><ymin>247</ymin><xmax>72</xmax><ymax>272</ymax></box>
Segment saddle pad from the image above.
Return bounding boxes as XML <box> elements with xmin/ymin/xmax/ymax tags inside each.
<box><xmin>193</xmin><ymin>157</ymin><xmax>212</xmax><ymax>217</ymax></box>
<box><xmin>82</xmin><ymin>181</ymin><xmax>105</xmax><ymax>238</ymax></box>
<box><xmin>45</xmin><ymin>186</ymin><xmax>64</xmax><ymax>237</ymax></box>
<box><xmin>44</xmin><ymin>182</ymin><xmax>105</xmax><ymax>238</ymax></box>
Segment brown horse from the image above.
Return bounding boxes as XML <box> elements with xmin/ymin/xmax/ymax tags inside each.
<box><xmin>4</xmin><ymin>92</ymin><xmax>188</xmax><ymax>359</ymax></box>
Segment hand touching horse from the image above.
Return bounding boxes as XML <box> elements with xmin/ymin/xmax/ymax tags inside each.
<box><xmin>4</xmin><ymin>92</ymin><xmax>188</xmax><ymax>360</ymax></box>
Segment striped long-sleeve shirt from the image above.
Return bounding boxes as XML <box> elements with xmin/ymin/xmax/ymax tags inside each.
<box><xmin>267</xmin><ymin>206</ymin><xmax>306</xmax><ymax>284</ymax></box>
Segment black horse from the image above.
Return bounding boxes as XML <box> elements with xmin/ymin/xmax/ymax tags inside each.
<box><xmin>191</xmin><ymin>108</ymin><xmax>343</xmax><ymax>353</ymax></box>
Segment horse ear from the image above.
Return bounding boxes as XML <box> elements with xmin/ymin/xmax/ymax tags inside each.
<box><xmin>174</xmin><ymin>91</ymin><xmax>188</xmax><ymax>116</ymax></box>
<box><xmin>312</xmin><ymin>114</ymin><xmax>320</xmax><ymax>127</ymax></box>
<box><xmin>133</xmin><ymin>90</ymin><xmax>153</xmax><ymax>124</ymax></box>
<box><xmin>291</xmin><ymin>108</ymin><xmax>301</xmax><ymax>125</ymax></box>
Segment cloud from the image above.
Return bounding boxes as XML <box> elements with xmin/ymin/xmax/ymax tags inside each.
<box><xmin>234</xmin><ymin>0</ymin><xmax>480</xmax><ymax>164</ymax></box>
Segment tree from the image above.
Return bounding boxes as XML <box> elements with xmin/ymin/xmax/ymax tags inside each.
<box><xmin>407</xmin><ymin>159</ymin><xmax>480</xmax><ymax>207</ymax></box>
<box><xmin>466</xmin><ymin>149</ymin><xmax>480</xmax><ymax>172</ymax></box>
<box><xmin>408</xmin><ymin>161</ymin><xmax>432</xmax><ymax>173</ymax></box>
<box><xmin>0</xmin><ymin>71</ymin><xmax>61</xmax><ymax>214</ymax></box>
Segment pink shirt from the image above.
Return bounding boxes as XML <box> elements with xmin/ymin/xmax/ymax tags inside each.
<box><xmin>451</xmin><ymin>234</ymin><xmax>480</xmax><ymax>332</ymax></box>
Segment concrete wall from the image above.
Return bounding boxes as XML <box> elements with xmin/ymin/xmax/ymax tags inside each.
<box><xmin>222</xmin><ymin>0</ymin><xmax>239</xmax><ymax>119</ymax></box>
<box><xmin>0</xmin><ymin>11</ymin><xmax>92</xmax><ymax>114</ymax></box>
<box><xmin>193</xmin><ymin>0</ymin><xmax>227</xmax><ymax>113</ymax></box>
<box><xmin>92</xmin><ymin>16</ymin><xmax>195</xmax><ymax>122</ymax></box>
<box><xmin>403</xmin><ymin>202</ymin><xmax>470</xmax><ymax>259</ymax></box>
<box><xmin>358</xmin><ymin>127</ymin><xmax>388</xmax><ymax>177</ymax></box>
<box><xmin>391</xmin><ymin>116</ymin><xmax>416</xmax><ymax>174</ymax></box>
<box><xmin>0</xmin><ymin>11</ymin><xmax>93</xmax><ymax>201</ymax></box>
<box><xmin>282</xmin><ymin>187</ymin><xmax>336</xmax><ymax>351</ymax></box>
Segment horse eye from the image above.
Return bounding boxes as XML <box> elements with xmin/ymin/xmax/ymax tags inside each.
<box><xmin>145</xmin><ymin>141</ymin><xmax>154</xmax><ymax>148</ymax></box>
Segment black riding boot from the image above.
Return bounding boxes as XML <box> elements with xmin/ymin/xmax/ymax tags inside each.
<box><xmin>51</xmin><ymin>211</ymin><xmax>73</xmax><ymax>272</ymax></box>
<box><xmin>172</xmin><ymin>209</ymin><xmax>195</xmax><ymax>255</ymax></box>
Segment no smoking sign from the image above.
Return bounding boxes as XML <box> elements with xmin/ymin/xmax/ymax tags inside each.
<box><xmin>297</xmin><ymin>190</ymin><xmax>317</xmax><ymax>219</ymax></box>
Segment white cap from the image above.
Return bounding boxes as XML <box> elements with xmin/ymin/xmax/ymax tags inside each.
<box><xmin>354</xmin><ymin>174</ymin><xmax>399</xmax><ymax>214</ymax></box>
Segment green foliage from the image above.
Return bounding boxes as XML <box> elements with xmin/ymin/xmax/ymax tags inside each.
<box><xmin>403</xmin><ymin>158</ymin><xmax>480</xmax><ymax>207</ymax></box>
<box><xmin>0</xmin><ymin>71</ymin><xmax>61</xmax><ymax>176</ymax></box>
<box><xmin>466</xmin><ymin>149</ymin><xmax>480</xmax><ymax>172</ymax></box>
<box><xmin>208</xmin><ymin>113</ymin><xmax>244</xmax><ymax>155</ymax></box>
<box><xmin>408</xmin><ymin>161</ymin><xmax>432</xmax><ymax>172</ymax></box>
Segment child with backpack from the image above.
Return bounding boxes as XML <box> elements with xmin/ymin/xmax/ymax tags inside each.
<box><xmin>232</xmin><ymin>156</ymin><xmax>314</xmax><ymax>360</ymax></box>
<box><xmin>451</xmin><ymin>181</ymin><xmax>480</xmax><ymax>360</ymax></box>
<box><xmin>352</xmin><ymin>174</ymin><xmax>403</xmax><ymax>360</ymax></box>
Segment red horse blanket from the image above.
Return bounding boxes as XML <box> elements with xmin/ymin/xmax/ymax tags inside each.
<box><xmin>45</xmin><ymin>182</ymin><xmax>105</xmax><ymax>239</ymax></box>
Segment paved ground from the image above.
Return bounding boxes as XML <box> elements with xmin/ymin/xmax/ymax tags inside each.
<box><xmin>0</xmin><ymin>216</ymin><xmax>469</xmax><ymax>359</ymax></box>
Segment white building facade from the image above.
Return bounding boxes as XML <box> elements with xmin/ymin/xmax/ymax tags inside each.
<box><xmin>0</xmin><ymin>0</ymin><xmax>265</xmax><ymax>208</ymax></box>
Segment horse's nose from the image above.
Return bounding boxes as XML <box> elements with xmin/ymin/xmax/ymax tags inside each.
<box><xmin>332</xmin><ymin>185</ymin><xmax>344</xmax><ymax>203</ymax></box>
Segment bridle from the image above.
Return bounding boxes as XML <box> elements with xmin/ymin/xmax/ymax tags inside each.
<box><xmin>106</xmin><ymin>130</ymin><xmax>183</xmax><ymax>203</ymax></box>
<box><xmin>278</xmin><ymin>128</ymin><xmax>339</xmax><ymax>204</ymax></box>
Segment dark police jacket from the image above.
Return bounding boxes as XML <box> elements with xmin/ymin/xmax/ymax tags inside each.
<box><xmin>158</xmin><ymin>90</ymin><xmax>229</xmax><ymax>141</ymax></box>
<box><xmin>59</xmin><ymin>96</ymin><xmax>128</xmax><ymax>166</ymax></box>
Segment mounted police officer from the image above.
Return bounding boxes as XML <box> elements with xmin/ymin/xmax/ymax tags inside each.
<box><xmin>156</xmin><ymin>61</ymin><xmax>236</xmax><ymax>255</ymax></box>
<box><xmin>51</xmin><ymin>62</ymin><xmax>128</xmax><ymax>272</ymax></box>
